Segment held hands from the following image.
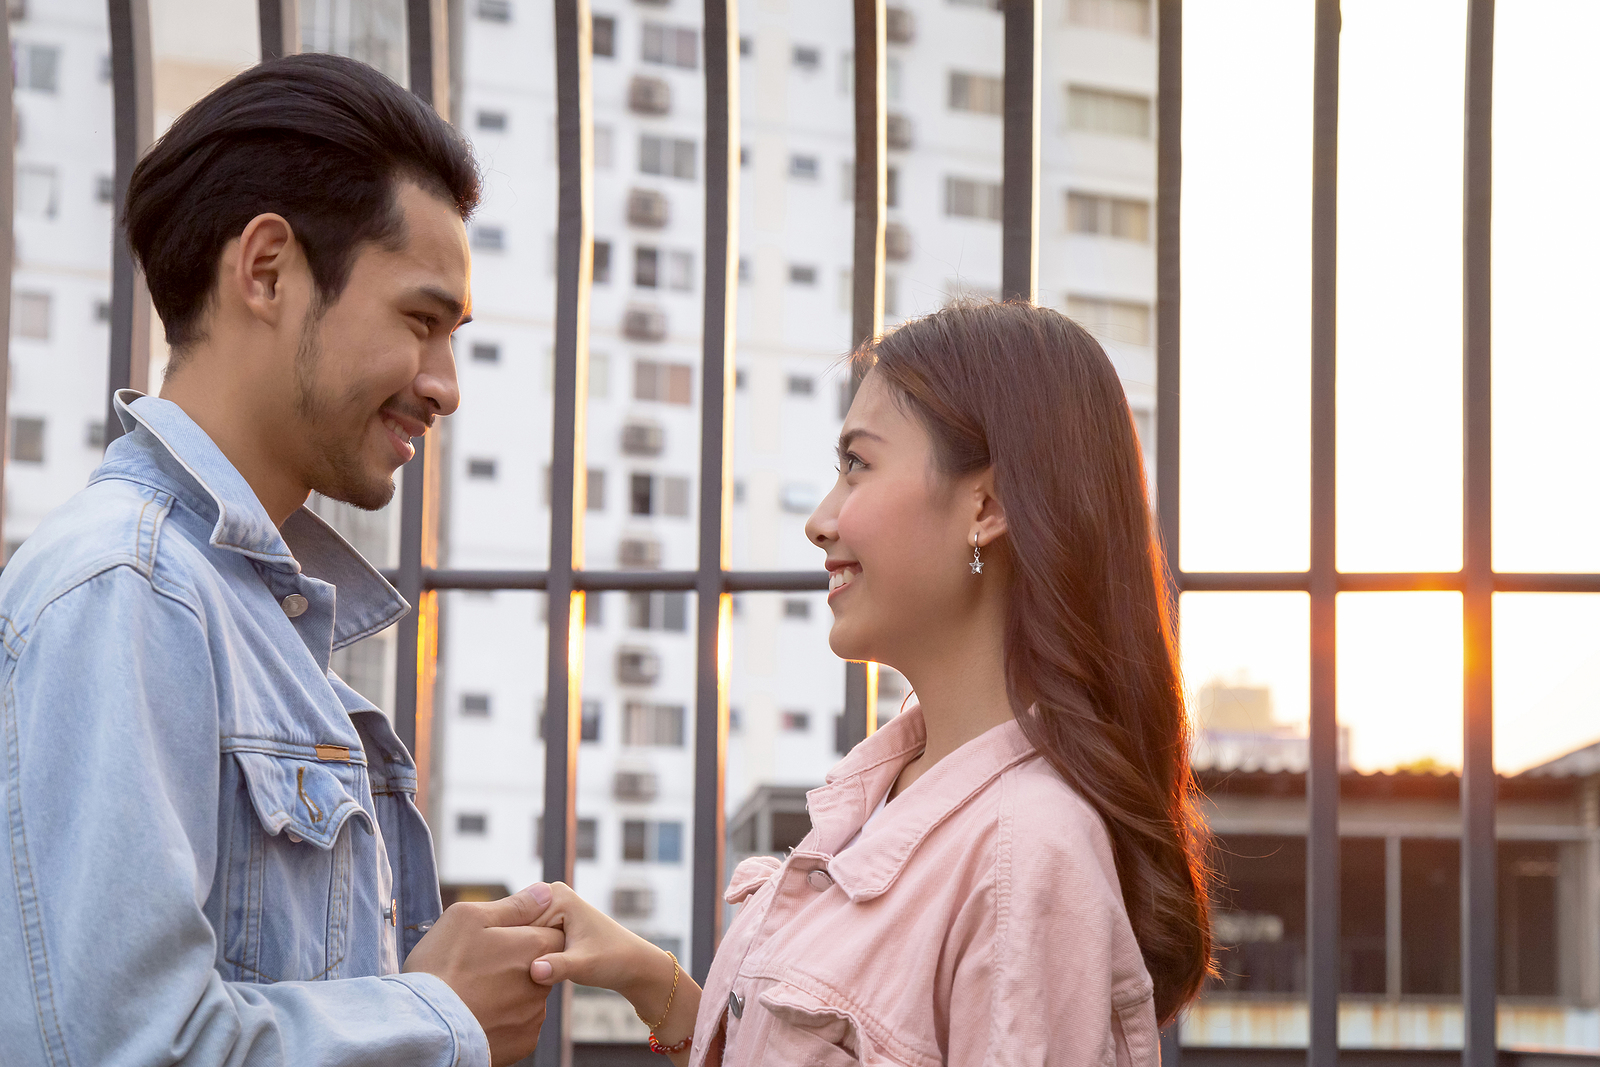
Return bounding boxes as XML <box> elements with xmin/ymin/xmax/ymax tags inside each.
<box><xmin>524</xmin><ymin>881</ymin><xmax>675</xmax><ymax>1007</ymax></box>
<box><xmin>402</xmin><ymin>884</ymin><xmax>565</xmax><ymax>1067</ymax></box>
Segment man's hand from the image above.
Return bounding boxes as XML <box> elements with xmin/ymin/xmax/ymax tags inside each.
<box><xmin>403</xmin><ymin>884</ymin><xmax>564</xmax><ymax>1067</ymax></box>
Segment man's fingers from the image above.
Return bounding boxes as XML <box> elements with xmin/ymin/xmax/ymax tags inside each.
<box><xmin>530</xmin><ymin>951</ymin><xmax>573</xmax><ymax>986</ymax></box>
<box><xmin>476</xmin><ymin>883</ymin><xmax>557</xmax><ymax>928</ymax></box>
<box><xmin>488</xmin><ymin>923</ymin><xmax>566</xmax><ymax>961</ymax></box>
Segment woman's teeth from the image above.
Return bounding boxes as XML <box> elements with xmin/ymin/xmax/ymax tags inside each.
<box><xmin>828</xmin><ymin>568</ymin><xmax>856</xmax><ymax>592</ymax></box>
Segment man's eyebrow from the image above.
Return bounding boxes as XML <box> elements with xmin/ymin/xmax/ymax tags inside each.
<box><xmin>411</xmin><ymin>284</ymin><xmax>469</xmax><ymax>325</ymax></box>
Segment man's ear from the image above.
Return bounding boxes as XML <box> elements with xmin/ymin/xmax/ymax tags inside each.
<box><xmin>230</xmin><ymin>213</ymin><xmax>298</xmax><ymax>328</ymax></box>
<box><xmin>971</xmin><ymin>468</ymin><xmax>1008</xmax><ymax>547</ymax></box>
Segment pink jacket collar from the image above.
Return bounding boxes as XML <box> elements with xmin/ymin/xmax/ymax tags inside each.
<box><xmin>808</xmin><ymin>704</ymin><xmax>1039</xmax><ymax>904</ymax></box>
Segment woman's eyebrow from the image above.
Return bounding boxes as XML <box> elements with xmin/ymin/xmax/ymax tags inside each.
<box><xmin>836</xmin><ymin>428</ymin><xmax>885</xmax><ymax>460</ymax></box>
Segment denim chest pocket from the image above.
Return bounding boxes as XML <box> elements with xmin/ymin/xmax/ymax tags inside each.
<box><xmin>219</xmin><ymin>750</ymin><xmax>373</xmax><ymax>984</ymax></box>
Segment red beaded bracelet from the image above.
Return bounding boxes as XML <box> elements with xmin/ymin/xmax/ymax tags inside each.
<box><xmin>648</xmin><ymin>1031</ymin><xmax>692</xmax><ymax>1055</ymax></box>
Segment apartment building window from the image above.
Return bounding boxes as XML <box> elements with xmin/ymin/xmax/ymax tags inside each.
<box><xmin>14</xmin><ymin>292</ymin><xmax>50</xmax><ymax>340</ymax></box>
<box><xmin>780</xmin><ymin>710</ymin><xmax>811</xmax><ymax>732</ymax></box>
<box><xmin>617</xmin><ymin>646</ymin><xmax>662</xmax><ymax>685</ymax></box>
<box><xmin>11</xmin><ymin>418</ymin><xmax>45</xmax><ymax>464</ymax></box>
<box><xmin>948</xmin><ymin>71</ymin><xmax>1004</xmax><ymax>116</ymax></box>
<box><xmin>614</xmin><ymin>770</ymin><xmax>660</xmax><ymax>801</ymax></box>
<box><xmin>475</xmin><ymin>109</ymin><xmax>507</xmax><ymax>131</ymax></box>
<box><xmin>788</xmin><ymin>154</ymin><xmax>820</xmax><ymax>181</ymax></box>
<box><xmin>93</xmin><ymin>300</ymin><xmax>112</xmax><ymax>323</ymax></box>
<box><xmin>1065</xmin><ymin>294</ymin><xmax>1152</xmax><ymax>347</ymax></box>
<box><xmin>587</xmin><ymin>468</ymin><xmax>607</xmax><ymax>511</ymax></box>
<box><xmin>634</xmin><ymin>247</ymin><xmax>693</xmax><ymax>290</ymax></box>
<box><xmin>17</xmin><ymin>166</ymin><xmax>59</xmax><ymax>219</ymax></box>
<box><xmin>467</xmin><ymin>458</ymin><xmax>497</xmax><ymax>480</ymax></box>
<box><xmin>581</xmin><ymin>700</ymin><xmax>603</xmax><ymax>741</ymax></box>
<box><xmin>639</xmin><ymin>134</ymin><xmax>697</xmax><ymax>180</ymax></box>
<box><xmin>792</xmin><ymin>44</ymin><xmax>821</xmax><ymax>71</ymax></box>
<box><xmin>945</xmin><ymin>176</ymin><xmax>1003</xmax><ymax>221</ymax></box>
<box><xmin>634</xmin><ymin>359</ymin><xmax>693</xmax><ymax>404</ymax></box>
<box><xmin>619</xmin><ymin>536</ymin><xmax>663</xmax><ymax>569</ymax></box>
<box><xmin>96</xmin><ymin>175</ymin><xmax>115</xmax><ymax>203</ymax></box>
<box><xmin>476</xmin><ymin>0</ymin><xmax>511</xmax><ymax>22</ymax></box>
<box><xmin>593</xmin><ymin>240</ymin><xmax>612</xmax><ymax>283</ymax></box>
<box><xmin>788</xmin><ymin>265</ymin><xmax>817</xmax><ymax>285</ymax></box>
<box><xmin>783</xmin><ymin>599</ymin><xmax>812</xmax><ymax>620</ymax></box>
<box><xmin>641</xmin><ymin>22</ymin><xmax>697</xmax><ymax>69</ymax></box>
<box><xmin>17</xmin><ymin>43</ymin><xmax>60</xmax><ymax>93</ymax></box>
<box><xmin>612</xmin><ymin>886</ymin><xmax>656</xmax><ymax>918</ymax></box>
<box><xmin>461</xmin><ymin>693</ymin><xmax>492</xmax><ymax>717</ymax></box>
<box><xmin>595</xmin><ymin>126</ymin><xmax>614</xmax><ymax>169</ymax></box>
<box><xmin>786</xmin><ymin>374</ymin><xmax>814</xmax><ymax>396</ymax></box>
<box><xmin>1066</xmin><ymin>191</ymin><xmax>1150</xmax><ymax>242</ymax></box>
<box><xmin>576</xmin><ymin>818</ymin><xmax>598</xmax><ymax>860</ymax></box>
<box><xmin>623</xmin><ymin>819</ymin><xmax>684</xmax><ymax>863</ymax></box>
<box><xmin>472</xmin><ymin>224</ymin><xmax>506</xmax><ymax>251</ymax></box>
<box><xmin>623</xmin><ymin>701</ymin><xmax>687</xmax><ymax>746</ymax></box>
<box><xmin>472</xmin><ymin>341</ymin><xmax>501</xmax><ymax>363</ymax></box>
<box><xmin>629</xmin><ymin>474</ymin><xmax>692</xmax><ymax>518</ymax></box>
<box><xmin>628</xmin><ymin>591</ymin><xmax>689</xmax><ymax>632</ymax></box>
<box><xmin>456</xmin><ymin>813</ymin><xmax>488</xmax><ymax>835</ymax></box>
<box><xmin>887</xmin><ymin>166</ymin><xmax>899</xmax><ymax>208</ymax></box>
<box><xmin>1067</xmin><ymin>0</ymin><xmax>1151</xmax><ymax>36</ymax></box>
<box><xmin>738</xmin><ymin>257</ymin><xmax>752</xmax><ymax>283</ymax></box>
<box><xmin>1066</xmin><ymin>85</ymin><xmax>1152</xmax><ymax>138</ymax></box>
<box><xmin>85</xmin><ymin>421</ymin><xmax>107</xmax><ymax>449</ymax></box>
<box><xmin>739</xmin><ymin>35</ymin><xmax>753</xmax><ymax>57</ymax></box>
<box><xmin>592</xmin><ymin>14</ymin><xmax>616</xmax><ymax>57</ymax></box>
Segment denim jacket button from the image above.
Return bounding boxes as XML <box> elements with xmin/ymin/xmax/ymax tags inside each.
<box><xmin>728</xmin><ymin>990</ymin><xmax>744</xmax><ymax>1019</ymax></box>
<box><xmin>806</xmin><ymin>869</ymin><xmax>834</xmax><ymax>891</ymax></box>
<box><xmin>384</xmin><ymin>898</ymin><xmax>397</xmax><ymax>926</ymax></box>
<box><xmin>286</xmin><ymin>832</ymin><xmax>303</xmax><ymax>844</ymax></box>
<box><xmin>281</xmin><ymin>594</ymin><xmax>309</xmax><ymax>618</ymax></box>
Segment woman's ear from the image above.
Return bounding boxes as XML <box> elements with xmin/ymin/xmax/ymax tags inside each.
<box><xmin>971</xmin><ymin>468</ymin><xmax>1008</xmax><ymax>548</ymax></box>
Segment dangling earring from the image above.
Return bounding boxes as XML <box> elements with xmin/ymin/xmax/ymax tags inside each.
<box><xmin>970</xmin><ymin>532</ymin><xmax>983</xmax><ymax>575</ymax></box>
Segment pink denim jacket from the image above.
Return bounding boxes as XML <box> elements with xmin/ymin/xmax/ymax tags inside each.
<box><xmin>690</xmin><ymin>705</ymin><xmax>1159</xmax><ymax>1067</ymax></box>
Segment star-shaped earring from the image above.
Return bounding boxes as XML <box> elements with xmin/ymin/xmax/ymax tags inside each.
<box><xmin>970</xmin><ymin>533</ymin><xmax>983</xmax><ymax>574</ymax></box>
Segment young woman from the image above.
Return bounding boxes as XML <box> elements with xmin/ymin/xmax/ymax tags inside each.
<box><xmin>524</xmin><ymin>300</ymin><xmax>1212</xmax><ymax>1065</ymax></box>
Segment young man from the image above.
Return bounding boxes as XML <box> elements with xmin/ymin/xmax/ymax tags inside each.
<box><xmin>0</xmin><ymin>54</ymin><xmax>558</xmax><ymax>1066</ymax></box>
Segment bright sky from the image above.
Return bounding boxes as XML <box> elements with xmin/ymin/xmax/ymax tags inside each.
<box><xmin>1177</xmin><ymin>0</ymin><xmax>1600</xmax><ymax>773</ymax></box>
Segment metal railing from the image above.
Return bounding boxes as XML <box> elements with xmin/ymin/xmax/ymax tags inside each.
<box><xmin>84</xmin><ymin>1</ymin><xmax>1592</xmax><ymax>1065</ymax></box>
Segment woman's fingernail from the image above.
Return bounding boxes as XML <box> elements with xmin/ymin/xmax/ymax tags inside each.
<box><xmin>532</xmin><ymin>959</ymin><xmax>553</xmax><ymax>981</ymax></box>
<box><xmin>529</xmin><ymin>883</ymin><xmax>553</xmax><ymax>907</ymax></box>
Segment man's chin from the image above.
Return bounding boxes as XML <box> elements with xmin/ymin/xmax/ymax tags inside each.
<box><xmin>311</xmin><ymin>469</ymin><xmax>398</xmax><ymax>513</ymax></box>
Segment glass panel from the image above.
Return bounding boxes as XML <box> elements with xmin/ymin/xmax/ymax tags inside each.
<box><xmin>1178</xmin><ymin>1</ymin><xmax>1313</xmax><ymax>573</ymax></box>
<box><xmin>1336</xmin><ymin>592</ymin><xmax>1462</xmax><ymax>772</ymax></box>
<box><xmin>1334</xmin><ymin>0</ymin><xmax>1465</xmax><ymax>573</ymax></box>
<box><xmin>7</xmin><ymin>1</ymin><xmax>115</xmax><ymax>559</ymax></box>
<box><xmin>1491</xmin><ymin>2</ymin><xmax>1600</xmax><ymax>573</ymax></box>
<box><xmin>1179</xmin><ymin>592</ymin><xmax>1309</xmax><ymax>1048</ymax></box>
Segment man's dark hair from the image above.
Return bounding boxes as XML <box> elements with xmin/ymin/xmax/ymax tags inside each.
<box><xmin>125</xmin><ymin>52</ymin><xmax>480</xmax><ymax>348</ymax></box>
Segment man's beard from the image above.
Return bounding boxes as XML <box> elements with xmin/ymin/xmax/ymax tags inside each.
<box><xmin>294</xmin><ymin>318</ymin><xmax>399</xmax><ymax>513</ymax></box>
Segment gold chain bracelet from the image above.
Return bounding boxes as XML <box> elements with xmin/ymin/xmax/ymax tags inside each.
<box><xmin>636</xmin><ymin>950</ymin><xmax>681</xmax><ymax>1032</ymax></box>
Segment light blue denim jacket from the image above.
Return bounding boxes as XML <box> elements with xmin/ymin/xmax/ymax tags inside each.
<box><xmin>0</xmin><ymin>392</ymin><xmax>490</xmax><ymax>1066</ymax></box>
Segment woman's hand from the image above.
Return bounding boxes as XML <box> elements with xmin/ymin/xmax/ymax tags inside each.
<box><xmin>526</xmin><ymin>881</ymin><xmax>702</xmax><ymax>1062</ymax></box>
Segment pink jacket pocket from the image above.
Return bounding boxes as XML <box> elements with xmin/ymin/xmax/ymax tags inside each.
<box><xmin>724</xmin><ymin>855</ymin><xmax>784</xmax><ymax>904</ymax></box>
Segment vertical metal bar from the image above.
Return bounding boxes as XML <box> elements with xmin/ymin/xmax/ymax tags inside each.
<box><xmin>104</xmin><ymin>0</ymin><xmax>153</xmax><ymax>445</ymax></box>
<box><xmin>258</xmin><ymin>0</ymin><xmax>300</xmax><ymax>61</ymax></box>
<box><xmin>1461</xmin><ymin>2</ymin><xmax>1497</xmax><ymax>1064</ymax></box>
<box><xmin>1000</xmin><ymin>0</ymin><xmax>1040</xmax><ymax>302</ymax></box>
<box><xmin>1154</xmin><ymin>0</ymin><xmax>1180</xmax><ymax>596</ymax></box>
<box><xmin>537</xmin><ymin>2</ymin><xmax>593</xmax><ymax>1063</ymax></box>
<box><xmin>1386</xmin><ymin>834</ymin><xmax>1403</xmax><ymax>1000</ymax></box>
<box><xmin>392</xmin><ymin>0</ymin><xmax>451</xmax><ymax>801</ymax></box>
<box><xmin>840</xmin><ymin>0</ymin><xmax>887</xmax><ymax>753</ymax></box>
<box><xmin>1307</xmin><ymin>2</ymin><xmax>1341</xmax><ymax>1065</ymax></box>
<box><xmin>692</xmin><ymin>0</ymin><xmax>739</xmax><ymax>986</ymax></box>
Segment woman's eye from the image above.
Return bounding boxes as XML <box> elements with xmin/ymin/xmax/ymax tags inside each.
<box><xmin>840</xmin><ymin>452</ymin><xmax>865</xmax><ymax>473</ymax></box>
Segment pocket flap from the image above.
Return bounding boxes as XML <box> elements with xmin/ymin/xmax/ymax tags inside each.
<box><xmin>234</xmin><ymin>751</ymin><xmax>371</xmax><ymax>850</ymax></box>
<box><xmin>725</xmin><ymin>855</ymin><xmax>783</xmax><ymax>904</ymax></box>
<box><xmin>758</xmin><ymin>983</ymin><xmax>857</xmax><ymax>1048</ymax></box>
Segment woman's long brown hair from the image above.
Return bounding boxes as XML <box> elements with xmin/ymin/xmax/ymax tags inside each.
<box><xmin>856</xmin><ymin>300</ymin><xmax>1212</xmax><ymax>1024</ymax></box>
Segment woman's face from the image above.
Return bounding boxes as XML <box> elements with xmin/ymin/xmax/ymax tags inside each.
<box><xmin>805</xmin><ymin>371</ymin><xmax>991</xmax><ymax>667</ymax></box>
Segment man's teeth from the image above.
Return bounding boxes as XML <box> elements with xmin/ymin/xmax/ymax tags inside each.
<box><xmin>829</xmin><ymin>569</ymin><xmax>855</xmax><ymax>592</ymax></box>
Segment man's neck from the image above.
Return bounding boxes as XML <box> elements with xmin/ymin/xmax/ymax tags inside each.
<box><xmin>160</xmin><ymin>357</ymin><xmax>310</xmax><ymax>528</ymax></box>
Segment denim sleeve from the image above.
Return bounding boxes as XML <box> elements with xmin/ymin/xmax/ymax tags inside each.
<box><xmin>0</xmin><ymin>566</ymin><xmax>490</xmax><ymax>1067</ymax></box>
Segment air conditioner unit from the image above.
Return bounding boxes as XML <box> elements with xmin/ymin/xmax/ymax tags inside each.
<box><xmin>884</xmin><ymin>221</ymin><xmax>912</xmax><ymax>261</ymax></box>
<box><xmin>628</xmin><ymin>75</ymin><xmax>672</xmax><ymax>115</ymax></box>
<box><xmin>623</xmin><ymin>305</ymin><xmax>668</xmax><ymax>342</ymax></box>
<box><xmin>621</xmin><ymin>421</ymin><xmax>666</xmax><ymax>456</ymax></box>
<box><xmin>611</xmin><ymin>886</ymin><xmax>656</xmax><ymax>919</ymax></box>
<box><xmin>618</xmin><ymin>537</ymin><xmax>662</xmax><ymax>569</ymax></box>
<box><xmin>627</xmin><ymin>188</ymin><xmax>670</xmax><ymax>228</ymax></box>
<box><xmin>886</xmin><ymin>113</ymin><xmax>914</xmax><ymax>151</ymax></box>
<box><xmin>886</xmin><ymin>7</ymin><xmax>914</xmax><ymax>44</ymax></box>
<box><xmin>614</xmin><ymin>770</ymin><xmax>660</xmax><ymax>802</ymax></box>
<box><xmin>617</xmin><ymin>645</ymin><xmax>662</xmax><ymax>685</ymax></box>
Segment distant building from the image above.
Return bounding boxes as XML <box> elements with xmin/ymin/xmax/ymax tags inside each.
<box><xmin>1192</xmin><ymin>678</ymin><xmax>1352</xmax><ymax>774</ymax></box>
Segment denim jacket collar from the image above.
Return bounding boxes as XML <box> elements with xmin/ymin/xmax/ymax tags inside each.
<box><xmin>811</xmin><ymin>703</ymin><xmax>1040</xmax><ymax>903</ymax></box>
<box><xmin>104</xmin><ymin>389</ymin><xmax>410</xmax><ymax>650</ymax></box>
